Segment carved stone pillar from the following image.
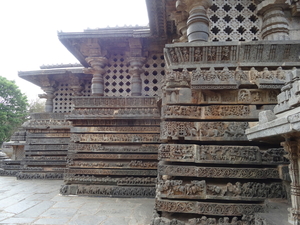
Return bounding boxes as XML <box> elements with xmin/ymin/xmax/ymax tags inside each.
<box><xmin>38</xmin><ymin>86</ymin><xmax>56</xmax><ymax>113</ymax></box>
<box><xmin>85</xmin><ymin>57</ymin><xmax>108</xmax><ymax>96</ymax></box>
<box><xmin>184</xmin><ymin>0</ymin><xmax>212</xmax><ymax>42</ymax></box>
<box><xmin>282</xmin><ymin>137</ymin><xmax>300</xmax><ymax>225</ymax></box>
<box><xmin>128</xmin><ymin>57</ymin><xmax>145</xmax><ymax>96</ymax></box>
<box><xmin>257</xmin><ymin>0</ymin><xmax>290</xmax><ymax>40</ymax></box>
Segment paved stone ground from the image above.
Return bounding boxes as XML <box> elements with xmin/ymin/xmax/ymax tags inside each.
<box><xmin>0</xmin><ymin>177</ymin><xmax>154</xmax><ymax>225</ymax></box>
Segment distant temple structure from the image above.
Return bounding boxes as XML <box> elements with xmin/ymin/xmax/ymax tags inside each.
<box><xmin>1</xmin><ymin>0</ymin><xmax>300</xmax><ymax>224</ymax></box>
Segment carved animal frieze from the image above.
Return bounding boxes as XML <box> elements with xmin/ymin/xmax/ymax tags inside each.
<box><xmin>155</xmin><ymin>200</ymin><xmax>264</xmax><ymax>215</ymax></box>
<box><xmin>64</xmin><ymin>174</ymin><xmax>156</xmax><ymax>186</ymax></box>
<box><xmin>158</xmin><ymin>164</ymin><xmax>279</xmax><ymax>179</ymax></box>
<box><xmin>70</xmin><ymin>133</ymin><xmax>160</xmax><ymax>143</ymax></box>
<box><xmin>68</xmin><ymin>160</ymin><xmax>157</xmax><ymax>169</ymax></box>
<box><xmin>16</xmin><ymin>172</ymin><xmax>63</xmax><ymax>180</ymax></box>
<box><xmin>0</xmin><ymin>170</ymin><xmax>19</xmax><ymax>176</ymax></box>
<box><xmin>151</xmin><ymin>215</ymin><xmax>255</xmax><ymax>225</ymax></box>
<box><xmin>60</xmin><ymin>185</ymin><xmax>155</xmax><ymax>197</ymax></box>
<box><xmin>158</xmin><ymin>145</ymin><xmax>288</xmax><ymax>165</ymax></box>
<box><xmin>157</xmin><ymin>179</ymin><xmax>286</xmax><ymax>200</ymax></box>
<box><xmin>161</xmin><ymin>122</ymin><xmax>248</xmax><ymax>141</ymax></box>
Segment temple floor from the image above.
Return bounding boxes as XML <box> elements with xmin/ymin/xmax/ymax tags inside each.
<box><xmin>0</xmin><ymin>177</ymin><xmax>154</xmax><ymax>225</ymax></box>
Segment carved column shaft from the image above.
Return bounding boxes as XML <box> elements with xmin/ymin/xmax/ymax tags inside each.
<box><xmin>38</xmin><ymin>86</ymin><xmax>56</xmax><ymax>113</ymax></box>
<box><xmin>282</xmin><ymin>138</ymin><xmax>300</xmax><ymax>225</ymax></box>
<box><xmin>129</xmin><ymin>57</ymin><xmax>145</xmax><ymax>96</ymax></box>
<box><xmin>86</xmin><ymin>57</ymin><xmax>108</xmax><ymax>96</ymax></box>
<box><xmin>185</xmin><ymin>0</ymin><xmax>212</xmax><ymax>42</ymax></box>
<box><xmin>257</xmin><ymin>2</ymin><xmax>290</xmax><ymax>40</ymax></box>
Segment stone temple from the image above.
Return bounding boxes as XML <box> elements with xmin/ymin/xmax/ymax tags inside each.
<box><xmin>1</xmin><ymin>0</ymin><xmax>300</xmax><ymax>224</ymax></box>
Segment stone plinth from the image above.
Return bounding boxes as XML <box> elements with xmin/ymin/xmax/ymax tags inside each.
<box><xmin>61</xmin><ymin>96</ymin><xmax>160</xmax><ymax>198</ymax></box>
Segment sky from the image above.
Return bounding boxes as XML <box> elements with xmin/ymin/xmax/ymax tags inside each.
<box><xmin>0</xmin><ymin>0</ymin><xmax>149</xmax><ymax>100</ymax></box>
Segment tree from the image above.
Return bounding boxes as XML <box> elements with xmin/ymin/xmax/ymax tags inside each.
<box><xmin>0</xmin><ymin>76</ymin><xmax>28</xmax><ymax>145</ymax></box>
<box><xmin>28</xmin><ymin>98</ymin><xmax>45</xmax><ymax>114</ymax></box>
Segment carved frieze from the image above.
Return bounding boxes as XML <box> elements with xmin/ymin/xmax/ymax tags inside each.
<box><xmin>71</xmin><ymin>126</ymin><xmax>160</xmax><ymax>133</ymax></box>
<box><xmin>23</xmin><ymin>119</ymin><xmax>72</xmax><ymax>129</ymax></box>
<box><xmin>191</xmin><ymin>89</ymin><xmax>279</xmax><ymax>105</ymax></box>
<box><xmin>158</xmin><ymin>145</ymin><xmax>288</xmax><ymax>165</ymax></box>
<box><xmin>64</xmin><ymin>174</ymin><xmax>156</xmax><ymax>186</ymax></box>
<box><xmin>16</xmin><ymin>172</ymin><xmax>63</xmax><ymax>180</ymax></box>
<box><xmin>60</xmin><ymin>185</ymin><xmax>155</xmax><ymax>197</ymax></box>
<box><xmin>68</xmin><ymin>143</ymin><xmax>158</xmax><ymax>153</ymax></box>
<box><xmin>158</xmin><ymin>164</ymin><xmax>279</xmax><ymax>179</ymax></box>
<box><xmin>152</xmin><ymin>215</ymin><xmax>255</xmax><ymax>225</ymax></box>
<box><xmin>26</xmin><ymin>138</ymin><xmax>69</xmax><ymax>145</ymax></box>
<box><xmin>68</xmin><ymin>160</ymin><xmax>157</xmax><ymax>169</ymax></box>
<box><xmin>161</xmin><ymin>122</ymin><xmax>248</xmax><ymax>141</ymax></box>
<box><xmin>72</xmin><ymin>96</ymin><xmax>158</xmax><ymax>108</ymax></box>
<box><xmin>68</xmin><ymin>154</ymin><xmax>157</xmax><ymax>160</ymax></box>
<box><xmin>24</xmin><ymin>145</ymin><xmax>68</xmax><ymax>151</ymax></box>
<box><xmin>25</xmin><ymin>151</ymin><xmax>68</xmax><ymax>156</ymax></box>
<box><xmin>67</xmin><ymin>107</ymin><xmax>160</xmax><ymax>119</ymax></box>
<box><xmin>155</xmin><ymin>200</ymin><xmax>264</xmax><ymax>215</ymax></box>
<box><xmin>72</xmin><ymin>119</ymin><xmax>160</xmax><ymax>126</ymax></box>
<box><xmin>70</xmin><ymin>133</ymin><xmax>160</xmax><ymax>143</ymax></box>
<box><xmin>68</xmin><ymin>169</ymin><xmax>157</xmax><ymax>176</ymax></box>
<box><xmin>162</xmin><ymin>105</ymin><xmax>264</xmax><ymax>120</ymax></box>
<box><xmin>164</xmin><ymin>42</ymin><xmax>300</xmax><ymax>68</ymax></box>
<box><xmin>25</xmin><ymin>156</ymin><xmax>66</xmax><ymax>161</ymax></box>
<box><xmin>164</xmin><ymin>69</ymin><xmax>191</xmax><ymax>88</ymax></box>
<box><xmin>26</xmin><ymin>133</ymin><xmax>70</xmax><ymax>138</ymax></box>
<box><xmin>157</xmin><ymin>179</ymin><xmax>285</xmax><ymax>200</ymax></box>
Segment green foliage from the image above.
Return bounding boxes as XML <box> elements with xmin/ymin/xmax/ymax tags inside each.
<box><xmin>28</xmin><ymin>98</ymin><xmax>45</xmax><ymax>114</ymax></box>
<box><xmin>0</xmin><ymin>76</ymin><xmax>28</xmax><ymax>145</ymax></box>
